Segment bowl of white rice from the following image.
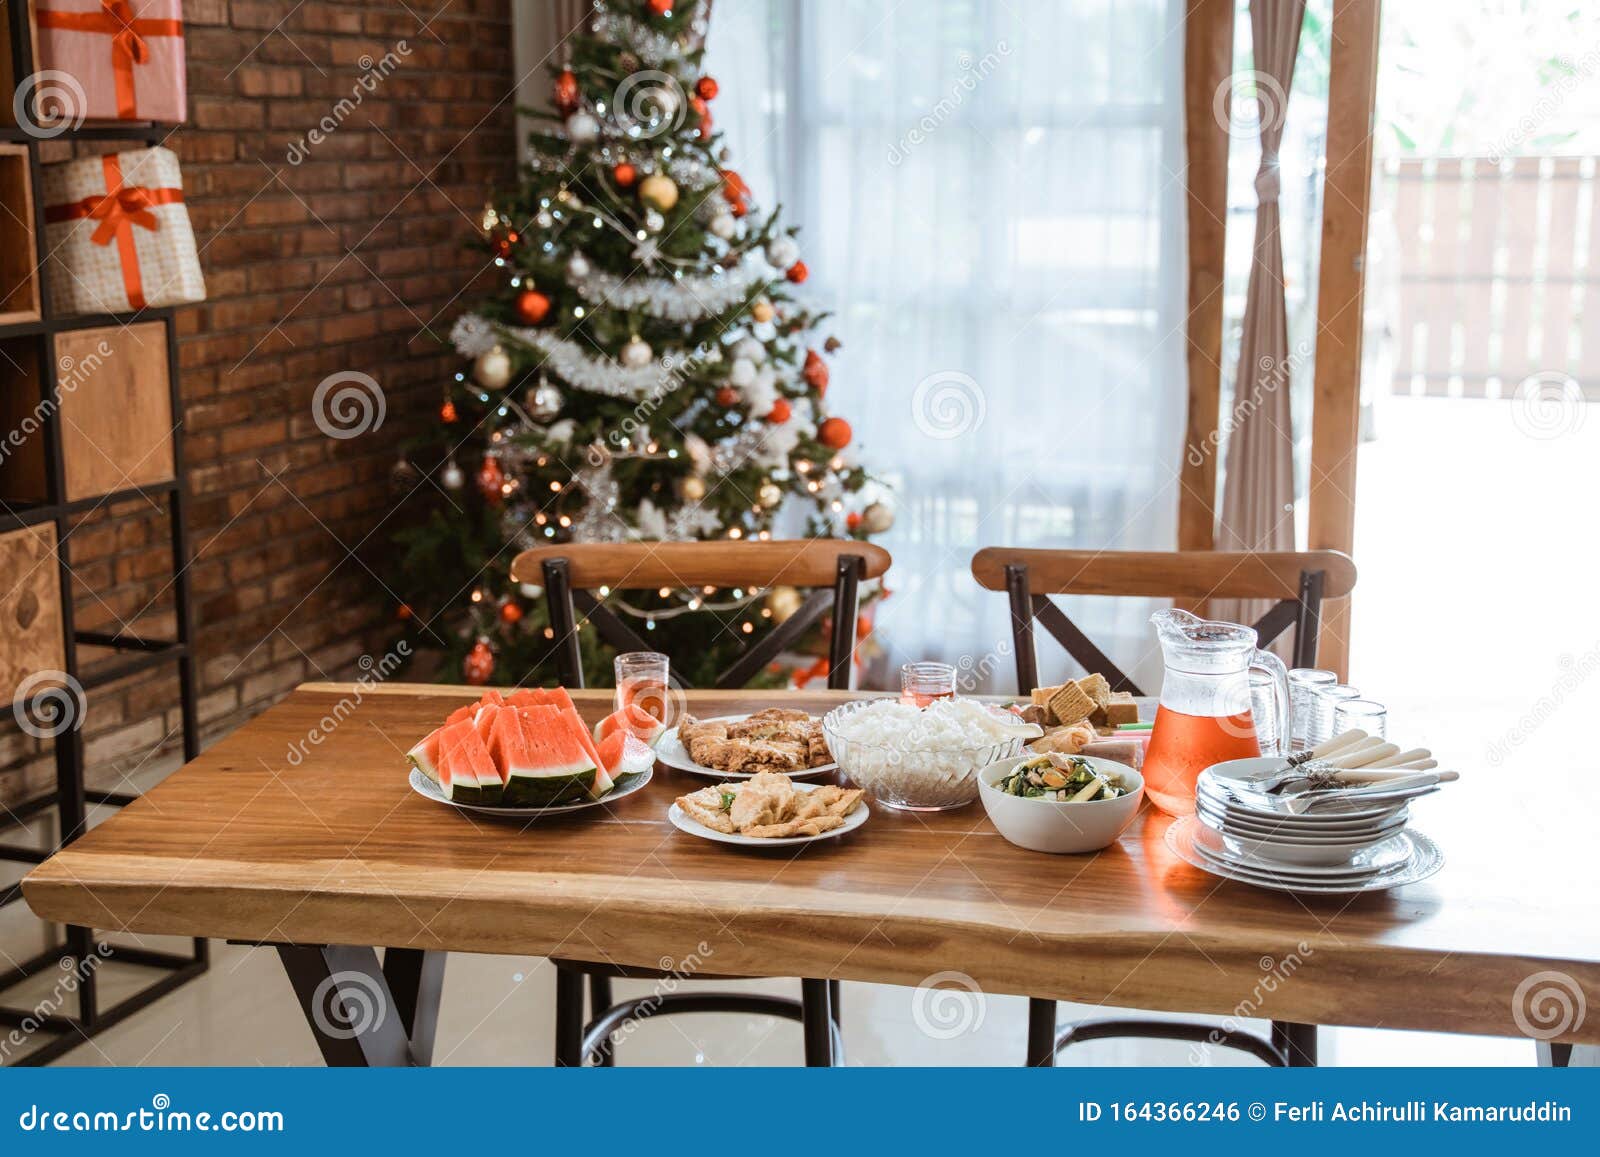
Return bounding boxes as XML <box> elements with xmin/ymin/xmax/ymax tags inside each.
<box><xmin>822</xmin><ymin>697</ymin><xmax>1043</xmax><ymax>811</ymax></box>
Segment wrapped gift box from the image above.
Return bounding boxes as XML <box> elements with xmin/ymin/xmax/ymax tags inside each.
<box><xmin>35</xmin><ymin>1</ymin><xmax>187</xmax><ymax>124</ymax></box>
<box><xmin>41</xmin><ymin>146</ymin><xmax>206</xmax><ymax>316</ymax></box>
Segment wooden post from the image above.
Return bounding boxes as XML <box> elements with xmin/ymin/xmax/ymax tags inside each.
<box><xmin>1177</xmin><ymin>0</ymin><xmax>1235</xmax><ymax>552</ymax></box>
<box><xmin>1308</xmin><ymin>0</ymin><xmax>1383</xmax><ymax>678</ymax></box>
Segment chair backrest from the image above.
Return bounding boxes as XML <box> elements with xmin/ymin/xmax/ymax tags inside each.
<box><xmin>969</xmin><ymin>548</ymin><xmax>1358</xmax><ymax>696</ymax></box>
<box><xmin>510</xmin><ymin>540</ymin><xmax>893</xmax><ymax>691</ymax></box>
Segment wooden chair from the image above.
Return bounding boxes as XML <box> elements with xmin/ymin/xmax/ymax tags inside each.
<box><xmin>970</xmin><ymin>547</ymin><xmax>1357</xmax><ymax>1068</ymax></box>
<box><xmin>509</xmin><ymin>539</ymin><xmax>892</xmax><ymax>1066</ymax></box>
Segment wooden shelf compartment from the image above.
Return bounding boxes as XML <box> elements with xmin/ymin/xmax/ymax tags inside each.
<box><xmin>0</xmin><ymin>144</ymin><xmax>40</xmax><ymax>325</ymax></box>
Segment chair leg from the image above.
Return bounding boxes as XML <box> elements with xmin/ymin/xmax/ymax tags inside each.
<box><xmin>1271</xmin><ymin>1020</ymin><xmax>1318</xmax><ymax>1066</ymax></box>
<box><xmin>828</xmin><ymin>979</ymin><xmax>842</xmax><ymax>1032</ymax></box>
<box><xmin>554</xmin><ymin>964</ymin><xmax>586</xmax><ymax>1066</ymax></box>
<box><xmin>801</xmin><ymin>979</ymin><xmax>833</xmax><ymax>1066</ymax></box>
<box><xmin>1026</xmin><ymin>998</ymin><xmax>1057</xmax><ymax>1067</ymax></box>
<box><xmin>588</xmin><ymin>974</ymin><xmax>616</xmax><ymax>1066</ymax></box>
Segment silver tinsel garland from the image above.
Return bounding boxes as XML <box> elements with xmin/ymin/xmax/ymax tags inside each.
<box><xmin>566</xmin><ymin>251</ymin><xmax>767</xmax><ymax>321</ymax></box>
<box><xmin>591</xmin><ymin>0</ymin><xmax>709</xmax><ymax>66</ymax></box>
<box><xmin>451</xmin><ymin>315</ymin><xmax>673</xmax><ymax>400</ymax></box>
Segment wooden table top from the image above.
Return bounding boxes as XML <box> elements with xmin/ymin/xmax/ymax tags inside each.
<box><xmin>24</xmin><ymin>683</ymin><xmax>1600</xmax><ymax>1044</ymax></box>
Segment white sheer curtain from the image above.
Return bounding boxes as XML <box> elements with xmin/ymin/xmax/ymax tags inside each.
<box><xmin>713</xmin><ymin>1</ymin><xmax>1188</xmax><ymax>689</ymax></box>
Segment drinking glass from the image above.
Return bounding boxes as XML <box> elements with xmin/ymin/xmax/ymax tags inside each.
<box><xmin>1249</xmin><ymin>667</ymin><xmax>1286</xmax><ymax>755</ymax></box>
<box><xmin>614</xmin><ymin>651</ymin><xmax>671</xmax><ymax>720</ymax></box>
<box><xmin>1333</xmin><ymin>698</ymin><xmax>1388</xmax><ymax>740</ymax></box>
<box><xmin>1310</xmin><ymin>683</ymin><xmax>1361</xmax><ymax>747</ymax></box>
<box><xmin>1287</xmin><ymin>668</ymin><xmax>1337</xmax><ymax>751</ymax></box>
<box><xmin>900</xmin><ymin>662</ymin><xmax>957</xmax><ymax>706</ymax></box>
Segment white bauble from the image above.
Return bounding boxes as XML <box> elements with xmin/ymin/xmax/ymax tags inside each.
<box><xmin>566</xmin><ymin>112</ymin><xmax>600</xmax><ymax>144</ymax></box>
<box><xmin>709</xmin><ymin>213</ymin><xmax>736</xmax><ymax>239</ymax></box>
<box><xmin>766</xmin><ymin>236</ymin><xmax>800</xmax><ymax>268</ymax></box>
<box><xmin>620</xmin><ymin>336</ymin><xmax>654</xmax><ymax>368</ymax></box>
<box><xmin>861</xmin><ymin>502</ymin><xmax>895</xmax><ymax>534</ymax></box>
<box><xmin>728</xmin><ymin>357</ymin><xmax>757</xmax><ymax>387</ymax></box>
<box><xmin>519</xmin><ymin>582</ymin><xmax>544</xmax><ymax>600</ymax></box>
<box><xmin>734</xmin><ymin>337</ymin><xmax>766</xmax><ymax>364</ymax></box>
<box><xmin>526</xmin><ymin>379</ymin><xmax>563</xmax><ymax>420</ymax></box>
<box><xmin>566</xmin><ymin>252</ymin><xmax>591</xmax><ymax>279</ymax></box>
<box><xmin>441</xmin><ymin>459</ymin><xmax>464</xmax><ymax>490</ymax></box>
<box><xmin>473</xmin><ymin>346</ymin><xmax>513</xmax><ymax>389</ymax></box>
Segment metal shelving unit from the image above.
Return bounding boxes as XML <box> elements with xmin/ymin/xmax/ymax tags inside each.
<box><xmin>0</xmin><ymin>4</ymin><xmax>206</xmax><ymax>1066</ymax></box>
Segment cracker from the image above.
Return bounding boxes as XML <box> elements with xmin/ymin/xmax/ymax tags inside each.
<box><xmin>1102</xmin><ymin>692</ymin><xmax>1140</xmax><ymax>726</ymax></box>
<box><xmin>1047</xmin><ymin>680</ymin><xmax>1095</xmax><ymax>726</ymax></box>
<box><xmin>1075</xmin><ymin>673</ymin><xmax>1112</xmax><ymax>710</ymax></box>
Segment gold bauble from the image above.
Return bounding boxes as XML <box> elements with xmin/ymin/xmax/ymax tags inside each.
<box><xmin>860</xmin><ymin>501</ymin><xmax>894</xmax><ymax>534</ymax></box>
<box><xmin>751</xmin><ymin>300</ymin><xmax>775</xmax><ymax>324</ymax></box>
<box><xmin>473</xmin><ymin>345</ymin><xmax>513</xmax><ymax>390</ymax></box>
<box><xmin>765</xmin><ymin>585</ymin><xmax>803</xmax><ymax>623</ymax></box>
<box><xmin>638</xmin><ymin>173</ymin><xmax>680</xmax><ymax>212</ymax></box>
<box><xmin>679</xmin><ymin>474</ymin><xmax>707</xmax><ymax>501</ymax></box>
<box><xmin>757</xmin><ymin>481</ymin><xmax>783</xmax><ymax>508</ymax></box>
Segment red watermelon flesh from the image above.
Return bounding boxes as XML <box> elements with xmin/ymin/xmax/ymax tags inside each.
<box><xmin>594</xmin><ymin>729</ymin><xmax>655</xmax><ymax>779</ymax></box>
<box><xmin>488</xmin><ymin>709</ymin><xmax>537</xmax><ymax>791</ymax></box>
<box><xmin>435</xmin><ymin>720</ymin><xmax>489</xmax><ymax>804</ymax></box>
<box><xmin>407</xmin><ymin>726</ymin><xmax>445</xmax><ymax>786</ymax></box>
<box><xmin>507</xmin><ymin>687</ymin><xmax>577</xmax><ymax>714</ymax></box>
<box><xmin>594</xmin><ymin>703</ymin><xmax>665</xmax><ymax>747</ymax></box>
<box><xmin>507</xmin><ymin>705</ymin><xmax>602</xmax><ymax>806</ymax></box>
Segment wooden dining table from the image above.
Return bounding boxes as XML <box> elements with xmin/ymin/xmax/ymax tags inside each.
<box><xmin>22</xmin><ymin>682</ymin><xmax>1600</xmax><ymax>1066</ymax></box>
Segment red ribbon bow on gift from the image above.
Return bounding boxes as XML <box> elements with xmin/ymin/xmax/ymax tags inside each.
<box><xmin>37</xmin><ymin>1</ymin><xmax>185</xmax><ymax>119</ymax></box>
<box><xmin>45</xmin><ymin>154</ymin><xmax>184</xmax><ymax>310</ymax></box>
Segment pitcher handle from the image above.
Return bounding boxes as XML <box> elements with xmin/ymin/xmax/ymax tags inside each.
<box><xmin>1250</xmin><ymin>648</ymin><xmax>1291</xmax><ymax>756</ymax></box>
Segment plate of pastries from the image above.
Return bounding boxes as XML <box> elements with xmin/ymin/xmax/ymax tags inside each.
<box><xmin>655</xmin><ymin>708</ymin><xmax>837</xmax><ymax>780</ymax></box>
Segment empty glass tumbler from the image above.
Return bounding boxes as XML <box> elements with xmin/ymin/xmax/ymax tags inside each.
<box><xmin>1287</xmin><ymin>668</ymin><xmax>1337</xmax><ymax>751</ymax></box>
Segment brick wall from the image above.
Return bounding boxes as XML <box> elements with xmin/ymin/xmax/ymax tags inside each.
<box><xmin>0</xmin><ymin>0</ymin><xmax>518</xmax><ymax>811</ymax></box>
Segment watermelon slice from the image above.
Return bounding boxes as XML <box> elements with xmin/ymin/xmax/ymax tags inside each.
<box><xmin>594</xmin><ymin>703</ymin><xmax>665</xmax><ymax>747</ymax></box>
<box><xmin>507</xmin><ymin>687</ymin><xmax>577</xmax><ymax>714</ymax></box>
<box><xmin>594</xmin><ymin>729</ymin><xmax>656</xmax><ymax>780</ymax></box>
<box><xmin>435</xmin><ymin>721</ymin><xmax>498</xmax><ymax>804</ymax></box>
<box><xmin>507</xmin><ymin>705</ymin><xmax>602</xmax><ymax>806</ymax></box>
<box><xmin>407</xmin><ymin>726</ymin><xmax>445</xmax><ymax>785</ymax></box>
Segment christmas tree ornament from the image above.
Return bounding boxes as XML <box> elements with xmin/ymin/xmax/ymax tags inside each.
<box><xmin>499</xmin><ymin>600</ymin><xmax>524</xmax><ymax>625</ymax></box>
<box><xmin>716</xmin><ymin>385</ymin><xmax>739</xmax><ymax>407</ymax></box>
<box><xmin>476</xmin><ymin>454</ymin><xmax>506</xmax><ymax>502</ymax></box>
<box><xmin>643</xmin><ymin>209</ymin><xmax>666</xmax><ymax>233</ymax></box>
<box><xmin>803</xmin><ymin>349</ymin><xmax>830</xmax><ymax>392</ymax></box>
<box><xmin>679</xmin><ymin>474</ymin><xmax>708</xmax><ymax>501</ymax></box>
<box><xmin>765</xmin><ymin>585</ymin><xmax>803</xmax><ymax>624</ymax></box>
<box><xmin>728</xmin><ymin>357</ymin><xmax>757</xmax><ymax>387</ymax></box>
<box><xmin>690</xmin><ymin>98</ymin><xmax>712</xmax><ymax>137</ymax></box>
<box><xmin>695</xmin><ymin>76</ymin><xmax>719</xmax><ymax>100</ymax></box>
<box><xmin>638</xmin><ymin>172</ymin><xmax>679</xmax><ymax>211</ymax></box>
<box><xmin>750</xmin><ymin>299</ymin><xmax>774</xmax><ymax>323</ymax></box>
<box><xmin>554</xmin><ymin>69</ymin><xmax>580</xmax><ymax>114</ymax></box>
<box><xmin>514</xmin><ymin>288</ymin><xmax>552</xmax><ymax>325</ymax></box>
<box><xmin>390</xmin><ymin>456</ymin><xmax>419</xmax><ymax>489</ymax></box>
<box><xmin>526</xmin><ymin>378</ymin><xmax>563</xmax><ymax>420</ymax></box>
<box><xmin>474</xmin><ymin>345</ymin><xmax>513</xmax><ymax>389</ymax></box>
<box><xmin>729</xmin><ymin>198</ymin><xmax>749</xmax><ymax>218</ymax></box>
<box><xmin>734</xmin><ymin>336</ymin><xmax>766</xmax><ymax>363</ymax></box>
<box><xmin>766</xmin><ymin>236</ymin><xmax>799</xmax><ymax>269</ymax></box>
<box><xmin>824</xmin><ymin>335</ymin><xmax>843</xmax><ymax>353</ymax></box>
<box><xmin>519</xmin><ymin>582</ymin><xmax>544</xmax><ymax>600</ymax></box>
<box><xmin>846</xmin><ymin>511</ymin><xmax>863</xmax><ymax>531</ymax></box>
<box><xmin>620</xmin><ymin>335</ymin><xmax>654</xmax><ymax>368</ymax></box>
<box><xmin>567</xmin><ymin>252</ymin><xmax>591</xmax><ymax>279</ymax></box>
<box><xmin>647</xmin><ymin>0</ymin><xmax>673</xmax><ymax>17</ymax></box>
<box><xmin>860</xmin><ymin>501</ymin><xmax>894</xmax><ymax>534</ymax></box>
<box><xmin>613</xmin><ymin>162</ymin><xmax>637</xmax><ymax>187</ymax></box>
<box><xmin>617</xmin><ymin>50</ymin><xmax>640</xmax><ymax>73</ymax></box>
<box><xmin>441</xmin><ymin>458</ymin><xmax>464</xmax><ymax>490</ymax></box>
<box><xmin>758</xmin><ymin>480</ymin><xmax>783</xmax><ymax>507</ymax></box>
<box><xmin>493</xmin><ymin>231</ymin><xmax>517</xmax><ymax>258</ymax></box>
<box><xmin>786</xmin><ymin>260</ymin><xmax>809</xmax><ymax>284</ymax></box>
<box><xmin>709</xmin><ymin>213</ymin><xmax>736</xmax><ymax>239</ymax></box>
<box><xmin>722</xmin><ymin>170</ymin><xmax>748</xmax><ymax>204</ymax></box>
<box><xmin>535</xmin><ymin>208</ymin><xmax>554</xmax><ymax>228</ymax></box>
<box><xmin>566</xmin><ymin>111</ymin><xmax>600</xmax><ymax>144</ymax></box>
<box><xmin>767</xmin><ymin>398</ymin><xmax>792</xmax><ymax>423</ymax></box>
<box><xmin>439</xmin><ymin>398</ymin><xmax>458</xmax><ymax>423</ymax></box>
<box><xmin>463</xmin><ymin>637</ymin><xmax>495</xmax><ymax>685</ymax></box>
<box><xmin>818</xmin><ymin>416</ymin><xmax>852</xmax><ymax>449</ymax></box>
<box><xmin>396</xmin><ymin>603</ymin><xmax>414</xmax><ymax>621</ymax></box>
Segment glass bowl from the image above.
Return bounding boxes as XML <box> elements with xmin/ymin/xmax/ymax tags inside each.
<box><xmin>821</xmin><ymin>699</ymin><xmax>1029</xmax><ymax>811</ymax></box>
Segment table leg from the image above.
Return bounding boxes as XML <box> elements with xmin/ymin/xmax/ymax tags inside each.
<box><xmin>1271</xmin><ymin>1020</ymin><xmax>1318</xmax><ymax>1066</ymax></box>
<box><xmin>276</xmin><ymin>944</ymin><xmax>442</xmax><ymax>1067</ymax></box>
<box><xmin>1027</xmin><ymin>998</ymin><xmax>1058</xmax><ymax>1067</ymax></box>
<box><xmin>588</xmin><ymin>974</ymin><xmax>616</xmax><ymax>1066</ymax></box>
<box><xmin>800</xmin><ymin>979</ymin><xmax>833</xmax><ymax>1066</ymax></box>
<box><xmin>554</xmin><ymin>964</ymin><xmax>586</xmax><ymax>1067</ymax></box>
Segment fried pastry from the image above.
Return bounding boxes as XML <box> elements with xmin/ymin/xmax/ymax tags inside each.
<box><xmin>674</xmin><ymin>771</ymin><xmax>864</xmax><ymax>840</ymax></box>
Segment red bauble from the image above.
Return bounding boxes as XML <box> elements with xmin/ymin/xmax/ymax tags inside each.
<box><xmin>439</xmin><ymin>399</ymin><xmax>458</xmax><ymax>423</ymax></box>
<box><xmin>716</xmin><ymin>386</ymin><xmax>739</xmax><ymax>407</ymax></box>
<box><xmin>696</xmin><ymin>76</ymin><xmax>719</xmax><ymax>100</ymax></box>
<box><xmin>846</xmin><ymin>512</ymin><xmax>862</xmax><ymax>531</ymax></box>
<box><xmin>722</xmin><ymin>170</ymin><xmax>748</xmax><ymax>203</ymax></box>
<box><xmin>729</xmin><ymin>198</ymin><xmax>748</xmax><ymax>218</ymax></box>
<box><xmin>786</xmin><ymin>261</ymin><xmax>809</xmax><ymax>284</ymax></box>
<box><xmin>463</xmin><ymin>638</ymin><xmax>495</xmax><ymax>686</ymax></box>
<box><xmin>690</xmin><ymin>97</ymin><xmax>712</xmax><ymax>137</ymax></box>
<box><xmin>803</xmin><ymin>349</ymin><xmax>829</xmax><ymax>393</ymax></box>
<box><xmin>856</xmin><ymin>614</ymin><xmax>871</xmax><ymax>640</ymax></box>
<box><xmin>647</xmin><ymin>0</ymin><xmax>672</xmax><ymax>14</ymax></box>
<box><xmin>554</xmin><ymin>69</ymin><xmax>579</xmax><ymax>114</ymax></box>
<box><xmin>613</xmin><ymin>162</ymin><xmax>637</xmax><ymax>187</ymax></box>
<box><xmin>396</xmin><ymin>603</ymin><xmax>414</xmax><ymax>621</ymax></box>
<box><xmin>476</xmin><ymin>454</ymin><xmax>505</xmax><ymax>502</ymax></box>
<box><xmin>818</xmin><ymin>417</ymin><xmax>852</xmax><ymax>449</ymax></box>
<box><xmin>767</xmin><ymin>398</ymin><xmax>792</xmax><ymax>423</ymax></box>
<box><xmin>514</xmin><ymin>289</ymin><xmax>552</xmax><ymax>325</ymax></box>
<box><xmin>499</xmin><ymin>600</ymin><xmax>524</xmax><ymax>625</ymax></box>
<box><xmin>494</xmin><ymin>236</ymin><xmax>513</xmax><ymax>258</ymax></box>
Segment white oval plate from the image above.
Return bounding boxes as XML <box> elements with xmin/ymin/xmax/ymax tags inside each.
<box><xmin>408</xmin><ymin>765</ymin><xmax>652</xmax><ymax>817</ymax></box>
<box><xmin>1167</xmin><ymin>816</ymin><xmax>1443</xmax><ymax>894</ymax></box>
<box><xmin>668</xmin><ymin>782</ymin><xmax>869</xmax><ymax>847</ymax></box>
<box><xmin>1196</xmin><ymin>800</ymin><xmax>1409</xmax><ymax>843</ymax></box>
<box><xmin>1195</xmin><ymin>821</ymin><xmax>1412</xmax><ymax>873</ymax></box>
<box><xmin>655</xmin><ymin>714</ymin><xmax>837</xmax><ymax>781</ymax></box>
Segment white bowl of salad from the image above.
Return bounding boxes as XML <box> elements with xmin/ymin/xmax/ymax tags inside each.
<box><xmin>977</xmin><ymin>753</ymin><xmax>1143</xmax><ymax>854</ymax></box>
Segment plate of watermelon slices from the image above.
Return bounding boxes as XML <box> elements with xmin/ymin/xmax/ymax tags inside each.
<box><xmin>406</xmin><ymin>688</ymin><xmax>659</xmax><ymax>816</ymax></box>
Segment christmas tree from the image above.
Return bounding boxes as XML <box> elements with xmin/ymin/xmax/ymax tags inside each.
<box><xmin>393</xmin><ymin>0</ymin><xmax>891</xmax><ymax>689</ymax></box>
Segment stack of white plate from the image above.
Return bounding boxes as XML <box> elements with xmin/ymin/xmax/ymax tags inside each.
<box><xmin>1165</xmin><ymin>756</ymin><xmax>1444</xmax><ymax>894</ymax></box>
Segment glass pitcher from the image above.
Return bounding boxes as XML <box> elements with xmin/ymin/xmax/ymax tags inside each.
<box><xmin>1143</xmin><ymin>609</ymin><xmax>1289</xmax><ymax>816</ymax></box>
